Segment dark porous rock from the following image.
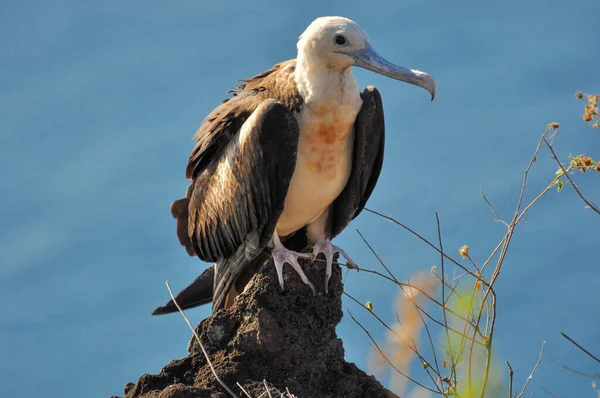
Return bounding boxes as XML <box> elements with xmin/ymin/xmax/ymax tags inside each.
<box><xmin>120</xmin><ymin>257</ymin><xmax>397</xmax><ymax>398</ymax></box>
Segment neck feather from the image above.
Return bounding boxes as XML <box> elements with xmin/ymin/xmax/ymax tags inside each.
<box><xmin>294</xmin><ymin>52</ymin><xmax>359</xmax><ymax>105</ymax></box>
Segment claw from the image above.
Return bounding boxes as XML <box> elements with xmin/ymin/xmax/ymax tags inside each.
<box><xmin>271</xmin><ymin>233</ymin><xmax>316</xmax><ymax>295</ymax></box>
<box><xmin>312</xmin><ymin>238</ymin><xmax>359</xmax><ymax>293</ymax></box>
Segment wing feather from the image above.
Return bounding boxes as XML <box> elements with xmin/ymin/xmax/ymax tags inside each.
<box><xmin>187</xmin><ymin>99</ymin><xmax>299</xmax><ymax>306</ymax></box>
<box><xmin>331</xmin><ymin>86</ymin><xmax>385</xmax><ymax>237</ymax></box>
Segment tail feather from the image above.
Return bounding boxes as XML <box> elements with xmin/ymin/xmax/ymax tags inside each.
<box><xmin>152</xmin><ymin>266</ymin><xmax>215</xmax><ymax>315</ymax></box>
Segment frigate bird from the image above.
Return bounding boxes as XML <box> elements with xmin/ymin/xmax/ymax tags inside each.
<box><xmin>153</xmin><ymin>16</ymin><xmax>435</xmax><ymax>315</ymax></box>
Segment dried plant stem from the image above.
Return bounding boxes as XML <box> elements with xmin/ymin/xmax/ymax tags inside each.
<box><xmin>412</xmin><ymin>290</ymin><xmax>443</xmax><ymax>378</ymax></box>
<box><xmin>236</xmin><ymin>383</ymin><xmax>251</xmax><ymax>398</ymax></box>
<box><xmin>551</xmin><ymin>361</ymin><xmax>600</xmax><ymax>379</ymax></box>
<box><xmin>348</xmin><ymin>311</ymin><xmax>440</xmax><ymax>394</ymax></box>
<box><xmin>544</xmin><ymin>138</ymin><xmax>600</xmax><ymax>215</ymax></box>
<box><xmin>356</xmin><ymin>229</ymin><xmax>398</xmax><ymax>283</ymax></box>
<box><xmin>517</xmin><ymin>341</ymin><xmax>546</xmax><ymax>398</ymax></box>
<box><xmin>475</xmin><ymin>127</ymin><xmax>558</xmax><ymax>397</ymax></box>
<box><xmin>262</xmin><ymin>380</ymin><xmax>273</xmax><ymax>398</ymax></box>
<box><xmin>165</xmin><ymin>281</ymin><xmax>239</xmax><ymax>398</ymax></box>
<box><xmin>505</xmin><ymin>360</ymin><xmax>513</xmax><ymax>398</ymax></box>
<box><xmin>540</xmin><ymin>386</ymin><xmax>560</xmax><ymax>397</ymax></box>
<box><xmin>345</xmin><ymin>291</ymin><xmax>445</xmax><ymax>385</ymax></box>
<box><xmin>345</xmin><ymin>272</ymin><xmax>486</xmax><ymax>343</ymax></box>
<box><xmin>435</xmin><ymin>212</ymin><xmax>460</xmax><ymax>388</ymax></box>
<box><xmin>560</xmin><ymin>332</ymin><xmax>600</xmax><ymax>363</ymax></box>
<box><xmin>364</xmin><ymin>207</ymin><xmax>486</xmax><ymax>284</ymax></box>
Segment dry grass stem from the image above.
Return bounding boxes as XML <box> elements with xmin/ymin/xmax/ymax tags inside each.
<box><xmin>262</xmin><ymin>380</ymin><xmax>273</xmax><ymax>398</ymax></box>
<box><xmin>517</xmin><ymin>341</ymin><xmax>546</xmax><ymax>398</ymax></box>
<box><xmin>544</xmin><ymin>139</ymin><xmax>600</xmax><ymax>215</ymax></box>
<box><xmin>165</xmin><ymin>281</ymin><xmax>240</xmax><ymax>398</ymax></box>
<box><xmin>348</xmin><ymin>311</ymin><xmax>440</xmax><ymax>394</ymax></box>
<box><xmin>237</xmin><ymin>383</ymin><xmax>251</xmax><ymax>398</ymax></box>
<box><xmin>346</xmin><ymin>99</ymin><xmax>597</xmax><ymax>396</ymax></box>
<box><xmin>356</xmin><ymin>228</ymin><xmax>398</xmax><ymax>283</ymax></box>
<box><xmin>551</xmin><ymin>361</ymin><xmax>600</xmax><ymax>380</ymax></box>
<box><xmin>505</xmin><ymin>360</ymin><xmax>513</xmax><ymax>397</ymax></box>
<box><xmin>560</xmin><ymin>332</ymin><xmax>600</xmax><ymax>363</ymax></box>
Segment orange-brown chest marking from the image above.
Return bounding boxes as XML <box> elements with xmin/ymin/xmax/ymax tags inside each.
<box><xmin>300</xmin><ymin>104</ymin><xmax>355</xmax><ymax>177</ymax></box>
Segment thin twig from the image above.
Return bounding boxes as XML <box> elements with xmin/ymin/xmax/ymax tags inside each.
<box><xmin>413</xmin><ymin>291</ymin><xmax>442</xmax><ymax>378</ymax></box>
<box><xmin>393</xmin><ymin>309</ymin><xmax>443</xmax><ymax>390</ymax></box>
<box><xmin>356</xmin><ymin>229</ymin><xmax>398</xmax><ymax>283</ymax></box>
<box><xmin>544</xmin><ymin>138</ymin><xmax>600</xmax><ymax>215</ymax></box>
<box><xmin>477</xmin><ymin>127</ymin><xmax>557</xmax><ymax>397</ymax></box>
<box><xmin>435</xmin><ymin>212</ymin><xmax>457</xmax><ymax>386</ymax></box>
<box><xmin>551</xmin><ymin>360</ymin><xmax>600</xmax><ymax>379</ymax></box>
<box><xmin>561</xmin><ymin>331</ymin><xmax>600</xmax><ymax>363</ymax></box>
<box><xmin>481</xmin><ymin>190</ymin><xmax>509</xmax><ymax>227</ymax></box>
<box><xmin>347</xmin><ymin>311</ymin><xmax>439</xmax><ymax>393</ymax></box>
<box><xmin>431</xmin><ymin>266</ymin><xmax>470</xmax><ymax>306</ymax></box>
<box><xmin>165</xmin><ymin>281</ymin><xmax>240</xmax><ymax>398</ymax></box>
<box><xmin>357</xmin><ymin>267</ymin><xmax>486</xmax><ymax>337</ymax></box>
<box><xmin>263</xmin><ymin>380</ymin><xmax>273</xmax><ymax>398</ymax></box>
<box><xmin>364</xmin><ymin>207</ymin><xmax>486</xmax><ymax>283</ymax></box>
<box><xmin>344</xmin><ymin>288</ymin><xmax>485</xmax><ymax>346</ymax></box>
<box><xmin>540</xmin><ymin>386</ymin><xmax>559</xmax><ymax>397</ymax></box>
<box><xmin>506</xmin><ymin>360</ymin><xmax>513</xmax><ymax>398</ymax></box>
<box><xmin>237</xmin><ymin>383</ymin><xmax>251</xmax><ymax>398</ymax></box>
<box><xmin>344</xmin><ymin>290</ymin><xmax>443</xmax><ymax>387</ymax></box>
<box><xmin>517</xmin><ymin>341</ymin><xmax>546</xmax><ymax>398</ymax></box>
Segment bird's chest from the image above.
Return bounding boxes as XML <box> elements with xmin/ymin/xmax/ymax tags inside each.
<box><xmin>276</xmin><ymin>102</ymin><xmax>358</xmax><ymax>236</ymax></box>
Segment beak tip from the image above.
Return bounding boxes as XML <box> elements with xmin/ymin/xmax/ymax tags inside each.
<box><xmin>424</xmin><ymin>75</ymin><xmax>436</xmax><ymax>102</ymax></box>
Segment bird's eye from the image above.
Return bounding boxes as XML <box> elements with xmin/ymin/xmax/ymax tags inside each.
<box><xmin>334</xmin><ymin>35</ymin><xmax>347</xmax><ymax>46</ymax></box>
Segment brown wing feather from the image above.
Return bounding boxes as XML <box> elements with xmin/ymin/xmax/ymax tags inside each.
<box><xmin>189</xmin><ymin>99</ymin><xmax>299</xmax><ymax>262</ymax></box>
<box><xmin>186</xmin><ymin>60</ymin><xmax>300</xmax><ymax>180</ymax></box>
<box><xmin>167</xmin><ymin>60</ymin><xmax>304</xmax><ymax>312</ymax></box>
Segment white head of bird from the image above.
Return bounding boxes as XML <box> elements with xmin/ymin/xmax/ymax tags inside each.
<box><xmin>295</xmin><ymin>16</ymin><xmax>435</xmax><ymax>102</ymax></box>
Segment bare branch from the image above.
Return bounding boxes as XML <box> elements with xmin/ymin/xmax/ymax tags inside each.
<box><xmin>237</xmin><ymin>383</ymin><xmax>251</xmax><ymax>398</ymax></box>
<box><xmin>540</xmin><ymin>386</ymin><xmax>559</xmax><ymax>397</ymax></box>
<box><xmin>434</xmin><ymin>212</ymin><xmax>458</xmax><ymax>387</ymax></box>
<box><xmin>517</xmin><ymin>341</ymin><xmax>546</xmax><ymax>398</ymax></box>
<box><xmin>263</xmin><ymin>380</ymin><xmax>273</xmax><ymax>398</ymax></box>
<box><xmin>551</xmin><ymin>360</ymin><xmax>600</xmax><ymax>379</ymax></box>
<box><xmin>561</xmin><ymin>331</ymin><xmax>600</xmax><ymax>363</ymax></box>
<box><xmin>347</xmin><ymin>311</ymin><xmax>440</xmax><ymax>394</ymax></box>
<box><xmin>544</xmin><ymin>138</ymin><xmax>600</xmax><ymax>215</ymax></box>
<box><xmin>481</xmin><ymin>190</ymin><xmax>509</xmax><ymax>227</ymax></box>
<box><xmin>412</xmin><ymin>288</ymin><xmax>442</xmax><ymax>378</ymax></box>
<box><xmin>364</xmin><ymin>208</ymin><xmax>486</xmax><ymax>284</ymax></box>
<box><xmin>165</xmin><ymin>281</ymin><xmax>240</xmax><ymax>398</ymax></box>
<box><xmin>356</xmin><ymin>229</ymin><xmax>398</xmax><ymax>283</ymax></box>
<box><xmin>346</xmin><ymin>270</ymin><xmax>486</xmax><ymax>340</ymax></box>
<box><xmin>506</xmin><ymin>360</ymin><xmax>513</xmax><ymax>398</ymax></box>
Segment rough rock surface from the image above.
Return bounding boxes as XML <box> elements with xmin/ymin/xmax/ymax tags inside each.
<box><xmin>118</xmin><ymin>257</ymin><xmax>396</xmax><ymax>398</ymax></box>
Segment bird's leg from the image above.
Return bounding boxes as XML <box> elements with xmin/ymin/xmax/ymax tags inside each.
<box><xmin>312</xmin><ymin>237</ymin><xmax>359</xmax><ymax>293</ymax></box>
<box><xmin>270</xmin><ymin>232</ymin><xmax>316</xmax><ymax>294</ymax></box>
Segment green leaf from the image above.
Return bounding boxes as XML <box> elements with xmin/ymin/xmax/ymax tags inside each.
<box><xmin>365</xmin><ymin>301</ymin><xmax>373</xmax><ymax>312</ymax></box>
<box><xmin>557</xmin><ymin>181</ymin><xmax>565</xmax><ymax>193</ymax></box>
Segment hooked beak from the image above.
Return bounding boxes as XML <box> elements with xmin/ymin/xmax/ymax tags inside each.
<box><xmin>349</xmin><ymin>43</ymin><xmax>436</xmax><ymax>100</ymax></box>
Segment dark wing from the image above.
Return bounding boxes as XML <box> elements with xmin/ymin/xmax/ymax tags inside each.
<box><xmin>160</xmin><ymin>60</ymin><xmax>301</xmax><ymax>314</ymax></box>
<box><xmin>188</xmin><ymin>99</ymin><xmax>298</xmax><ymax>262</ymax></box>
<box><xmin>190</xmin><ymin>99</ymin><xmax>299</xmax><ymax>311</ymax></box>
<box><xmin>330</xmin><ymin>86</ymin><xmax>385</xmax><ymax>237</ymax></box>
<box><xmin>152</xmin><ymin>266</ymin><xmax>215</xmax><ymax>315</ymax></box>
